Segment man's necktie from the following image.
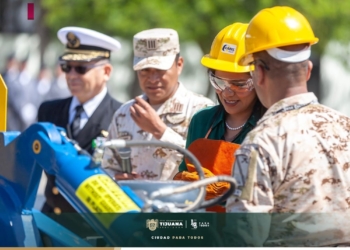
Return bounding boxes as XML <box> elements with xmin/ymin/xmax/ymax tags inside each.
<box><xmin>70</xmin><ymin>105</ymin><xmax>84</xmax><ymax>139</ymax></box>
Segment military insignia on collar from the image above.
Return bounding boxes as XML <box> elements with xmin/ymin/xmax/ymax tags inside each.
<box><xmin>173</xmin><ymin>102</ymin><xmax>183</xmax><ymax>112</ymax></box>
<box><xmin>66</xmin><ymin>32</ymin><xmax>80</xmax><ymax>48</ymax></box>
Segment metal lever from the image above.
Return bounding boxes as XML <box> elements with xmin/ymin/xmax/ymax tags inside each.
<box><xmin>117</xmin><ymin>147</ymin><xmax>132</xmax><ymax>173</ymax></box>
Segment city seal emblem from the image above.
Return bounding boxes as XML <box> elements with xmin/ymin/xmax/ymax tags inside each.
<box><xmin>146</xmin><ymin>219</ymin><xmax>159</xmax><ymax>231</ymax></box>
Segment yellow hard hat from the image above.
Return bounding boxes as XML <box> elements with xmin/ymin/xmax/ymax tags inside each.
<box><xmin>201</xmin><ymin>22</ymin><xmax>251</xmax><ymax>73</ymax></box>
<box><xmin>239</xmin><ymin>6</ymin><xmax>319</xmax><ymax>66</ymax></box>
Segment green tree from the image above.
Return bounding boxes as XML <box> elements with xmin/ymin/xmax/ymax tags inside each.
<box><xmin>41</xmin><ymin>0</ymin><xmax>350</xmax><ymax>54</ymax></box>
<box><xmin>40</xmin><ymin>0</ymin><xmax>350</xmax><ymax>99</ymax></box>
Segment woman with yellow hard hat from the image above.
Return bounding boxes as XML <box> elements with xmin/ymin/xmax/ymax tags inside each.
<box><xmin>175</xmin><ymin>23</ymin><xmax>265</xmax><ymax>212</ymax></box>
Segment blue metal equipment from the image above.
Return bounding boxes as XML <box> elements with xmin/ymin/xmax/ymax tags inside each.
<box><xmin>0</xmin><ymin>123</ymin><xmax>143</xmax><ymax>246</ymax></box>
<box><xmin>0</xmin><ymin>122</ymin><xmax>237</xmax><ymax>247</ymax></box>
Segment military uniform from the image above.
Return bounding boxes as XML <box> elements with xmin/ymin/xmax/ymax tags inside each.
<box><xmin>37</xmin><ymin>27</ymin><xmax>122</xmax><ymax>238</ymax></box>
<box><xmin>102</xmin><ymin>82</ymin><xmax>214</xmax><ymax>180</ymax></box>
<box><xmin>102</xmin><ymin>28</ymin><xmax>214</xmax><ymax>180</ymax></box>
<box><xmin>226</xmin><ymin>93</ymin><xmax>350</xmax><ymax>246</ymax></box>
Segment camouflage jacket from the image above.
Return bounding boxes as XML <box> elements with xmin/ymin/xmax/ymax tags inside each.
<box><xmin>225</xmin><ymin>92</ymin><xmax>350</xmax><ymax>247</ymax></box>
<box><xmin>102</xmin><ymin>82</ymin><xmax>214</xmax><ymax>180</ymax></box>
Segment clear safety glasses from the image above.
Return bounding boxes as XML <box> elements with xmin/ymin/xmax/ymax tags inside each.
<box><xmin>208</xmin><ymin>72</ymin><xmax>254</xmax><ymax>93</ymax></box>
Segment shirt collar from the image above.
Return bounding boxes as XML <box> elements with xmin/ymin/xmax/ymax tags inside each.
<box><xmin>258</xmin><ymin>92</ymin><xmax>318</xmax><ymax>124</ymax></box>
<box><xmin>211</xmin><ymin>102</ymin><xmax>260</xmax><ymax>130</ymax></box>
<box><xmin>69</xmin><ymin>87</ymin><xmax>107</xmax><ymax>117</ymax></box>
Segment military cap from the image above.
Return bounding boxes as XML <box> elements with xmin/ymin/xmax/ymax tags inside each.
<box><xmin>57</xmin><ymin>27</ymin><xmax>121</xmax><ymax>62</ymax></box>
<box><xmin>133</xmin><ymin>28</ymin><xmax>180</xmax><ymax>71</ymax></box>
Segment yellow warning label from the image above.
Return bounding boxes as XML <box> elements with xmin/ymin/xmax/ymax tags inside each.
<box><xmin>76</xmin><ymin>174</ymin><xmax>141</xmax><ymax>228</ymax></box>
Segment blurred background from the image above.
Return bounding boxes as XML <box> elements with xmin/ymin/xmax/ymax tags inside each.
<box><xmin>1</xmin><ymin>0</ymin><xmax>350</xmax><ymax>130</ymax></box>
<box><xmin>1</xmin><ymin>0</ymin><xmax>350</xmax><ymax>210</ymax></box>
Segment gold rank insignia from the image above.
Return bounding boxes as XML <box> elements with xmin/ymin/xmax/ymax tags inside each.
<box><xmin>66</xmin><ymin>32</ymin><xmax>80</xmax><ymax>48</ymax></box>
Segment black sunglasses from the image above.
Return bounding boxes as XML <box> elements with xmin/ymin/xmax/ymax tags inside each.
<box><xmin>60</xmin><ymin>63</ymin><xmax>106</xmax><ymax>75</ymax></box>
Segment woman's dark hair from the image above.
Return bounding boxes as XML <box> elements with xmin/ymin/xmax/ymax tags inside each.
<box><xmin>252</xmin><ymin>98</ymin><xmax>267</xmax><ymax>119</ymax></box>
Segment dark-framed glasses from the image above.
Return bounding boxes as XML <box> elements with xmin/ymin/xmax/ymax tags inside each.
<box><xmin>208</xmin><ymin>72</ymin><xmax>254</xmax><ymax>93</ymax></box>
<box><xmin>249</xmin><ymin>59</ymin><xmax>270</xmax><ymax>77</ymax></box>
<box><xmin>60</xmin><ymin>62</ymin><xmax>106</xmax><ymax>75</ymax></box>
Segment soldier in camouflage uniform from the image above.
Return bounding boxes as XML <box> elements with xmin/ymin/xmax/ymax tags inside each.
<box><xmin>224</xmin><ymin>6</ymin><xmax>350</xmax><ymax>247</ymax></box>
<box><xmin>102</xmin><ymin>28</ymin><xmax>214</xmax><ymax>180</ymax></box>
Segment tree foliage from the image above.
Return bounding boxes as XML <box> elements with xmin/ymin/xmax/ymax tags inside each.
<box><xmin>41</xmin><ymin>0</ymin><xmax>350</xmax><ymax>55</ymax></box>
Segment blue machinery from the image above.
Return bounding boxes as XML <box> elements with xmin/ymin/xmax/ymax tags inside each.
<box><xmin>0</xmin><ymin>122</ymin><xmax>237</xmax><ymax>247</ymax></box>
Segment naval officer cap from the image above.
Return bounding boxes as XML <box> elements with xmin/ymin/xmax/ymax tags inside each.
<box><xmin>57</xmin><ymin>27</ymin><xmax>121</xmax><ymax>62</ymax></box>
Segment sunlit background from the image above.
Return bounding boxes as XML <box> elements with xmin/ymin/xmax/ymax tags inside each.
<box><xmin>1</xmin><ymin>0</ymin><xmax>350</xmax><ymax>108</ymax></box>
<box><xmin>1</xmin><ymin>0</ymin><xmax>350</xmax><ymax>210</ymax></box>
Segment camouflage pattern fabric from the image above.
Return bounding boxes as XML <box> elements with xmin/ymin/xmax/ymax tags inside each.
<box><xmin>102</xmin><ymin>83</ymin><xmax>214</xmax><ymax>180</ymax></box>
<box><xmin>133</xmin><ymin>28</ymin><xmax>180</xmax><ymax>71</ymax></box>
<box><xmin>225</xmin><ymin>92</ymin><xmax>350</xmax><ymax>246</ymax></box>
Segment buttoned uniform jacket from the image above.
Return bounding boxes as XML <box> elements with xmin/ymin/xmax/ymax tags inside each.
<box><xmin>102</xmin><ymin>82</ymin><xmax>215</xmax><ymax>180</ymax></box>
<box><xmin>38</xmin><ymin>93</ymin><xmax>122</xmax><ymax>213</ymax></box>
<box><xmin>225</xmin><ymin>93</ymin><xmax>350</xmax><ymax>247</ymax></box>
